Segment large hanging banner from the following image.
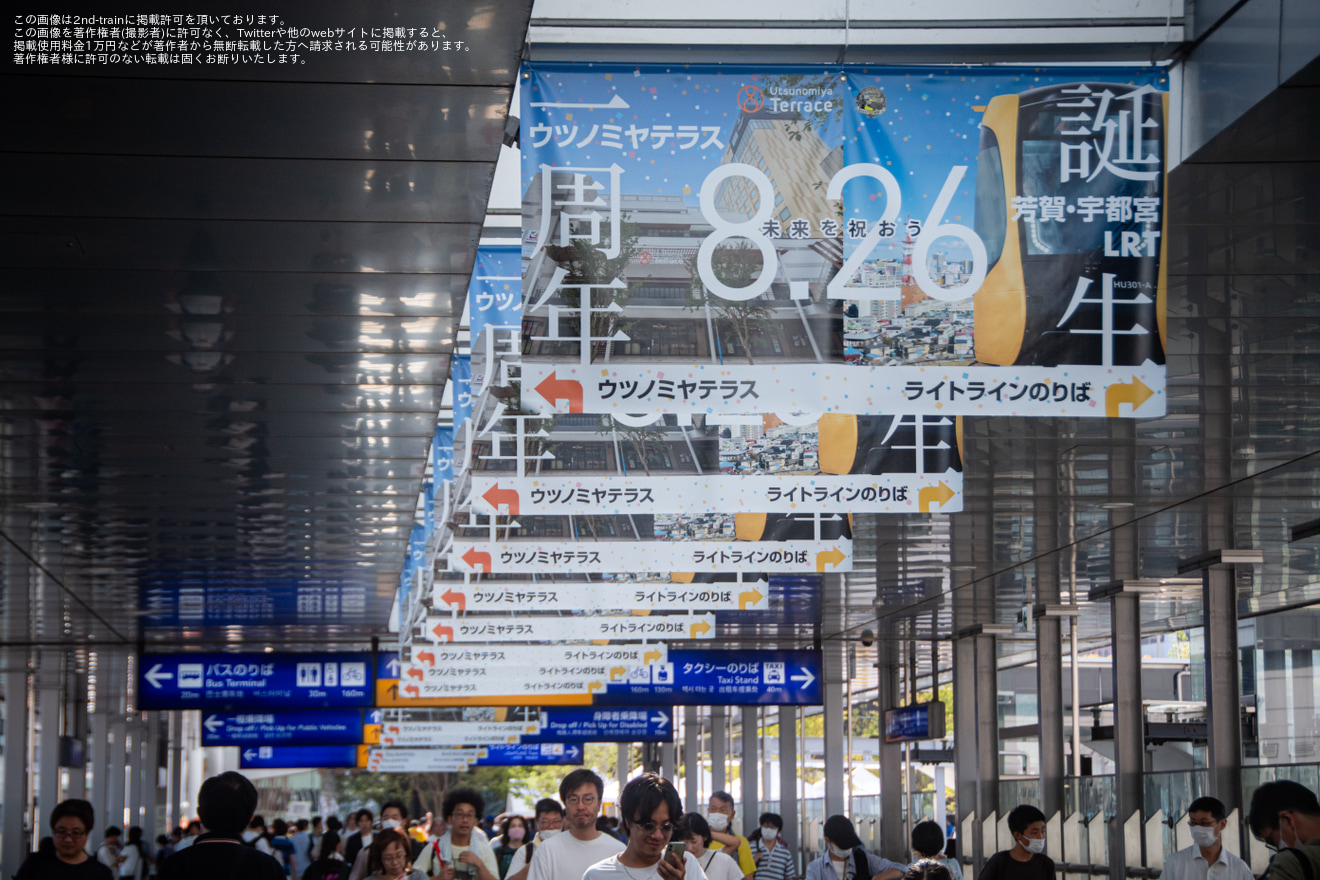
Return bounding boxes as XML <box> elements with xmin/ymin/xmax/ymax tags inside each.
<box><xmin>519</xmin><ymin>64</ymin><xmax>1168</xmax><ymax>419</ymax></box>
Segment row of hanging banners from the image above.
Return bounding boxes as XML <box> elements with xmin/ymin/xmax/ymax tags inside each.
<box><xmin>389</xmin><ymin>62</ymin><xmax>1170</xmax><ymax>725</ymax></box>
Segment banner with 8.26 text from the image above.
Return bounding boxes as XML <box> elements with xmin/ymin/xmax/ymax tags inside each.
<box><xmin>519</xmin><ymin>63</ymin><xmax>1168</xmax><ymax>420</ymax></box>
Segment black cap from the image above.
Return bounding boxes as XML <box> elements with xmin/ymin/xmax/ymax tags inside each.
<box><xmin>824</xmin><ymin>815</ymin><xmax>861</xmax><ymax>850</ymax></box>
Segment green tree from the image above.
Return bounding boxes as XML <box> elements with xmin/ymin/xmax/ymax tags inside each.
<box><xmin>685</xmin><ymin>242</ymin><xmax>776</xmax><ymax>365</ymax></box>
<box><xmin>541</xmin><ymin>217</ymin><xmax>642</xmax><ymax>363</ymax></box>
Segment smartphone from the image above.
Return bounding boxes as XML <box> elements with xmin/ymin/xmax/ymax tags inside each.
<box><xmin>665</xmin><ymin>843</ymin><xmax>687</xmax><ymax>868</ymax></box>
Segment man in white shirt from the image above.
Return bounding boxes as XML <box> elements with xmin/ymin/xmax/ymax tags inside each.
<box><xmin>414</xmin><ymin>787</ymin><xmax>501</xmax><ymax>879</ymax></box>
<box><xmin>1161</xmin><ymin>797</ymin><xmax>1253</xmax><ymax>880</ymax></box>
<box><xmin>529</xmin><ymin>769</ymin><xmax>624</xmax><ymax>880</ymax></box>
<box><xmin>582</xmin><ymin>772</ymin><xmax>705</xmax><ymax>880</ymax></box>
<box><xmin>507</xmin><ymin>798</ymin><xmax>565</xmax><ymax>880</ymax></box>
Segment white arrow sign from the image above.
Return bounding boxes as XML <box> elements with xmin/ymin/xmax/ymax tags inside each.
<box><xmin>432</xmin><ymin>580</ymin><xmax>769</xmax><ymax>613</ymax></box>
<box><xmin>652</xmin><ymin>713</ymin><xmax>670</xmax><ymax>730</ymax></box>
<box><xmin>452</xmin><ymin>539</ymin><xmax>852</xmax><ymax>574</ymax></box>
<box><xmin>377</xmin><ymin>721</ymin><xmax>541</xmax><ymax>748</ymax></box>
<box><xmin>243</xmin><ymin>749</ymin><xmax>257</xmax><ymax>761</ymax></box>
<box><xmin>469</xmin><ymin>473</ymin><xmax>961</xmax><ymax>515</ymax></box>
<box><xmin>424</xmin><ymin>613</ymin><xmax>717</xmax><ymax>644</ymax></box>
<box><xmin>366</xmin><ymin>747</ymin><xmax>483</xmax><ymax>773</ymax></box>
<box><xmin>145</xmin><ymin>664</ymin><xmax>173</xmax><ymax>689</ymax></box>
<box><xmin>203</xmin><ymin>715</ymin><xmax>224</xmax><ymax>734</ymax></box>
<box><xmin>790</xmin><ymin>667</ymin><xmax>817</xmax><ymax>689</ymax></box>
<box><xmin>407</xmin><ymin>644</ymin><xmax>666</xmax><ymax>669</ymax></box>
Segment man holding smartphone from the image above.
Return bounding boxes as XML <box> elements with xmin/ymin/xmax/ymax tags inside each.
<box><xmin>582</xmin><ymin>773</ymin><xmax>707</xmax><ymax>880</ymax></box>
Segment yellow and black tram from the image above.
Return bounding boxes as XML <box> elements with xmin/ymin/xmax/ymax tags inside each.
<box><xmin>973</xmin><ymin>81</ymin><xmax>1168</xmax><ymax>367</ymax></box>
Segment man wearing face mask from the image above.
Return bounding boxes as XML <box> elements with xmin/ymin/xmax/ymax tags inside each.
<box><xmin>973</xmin><ymin>806</ymin><xmax>1053</xmax><ymax>880</ymax></box>
<box><xmin>805</xmin><ymin>815</ymin><xmax>905</xmax><ymax>880</ymax></box>
<box><xmin>1249</xmin><ymin>781</ymin><xmax>1320</xmax><ymax>880</ymax></box>
<box><xmin>507</xmin><ymin>800</ymin><xmax>565</xmax><ymax>880</ymax></box>
<box><xmin>350</xmin><ymin>801</ymin><xmax>426</xmax><ymax>880</ymax></box>
<box><xmin>708</xmin><ymin>792</ymin><xmax>757</xmax><ymax>880</ymax></box>
<box><xmin>1161</xmin><ymin>797</ymin><xmax>1251</xmax><ymax>880</ymax></box>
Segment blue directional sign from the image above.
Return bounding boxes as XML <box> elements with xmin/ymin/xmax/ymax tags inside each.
<box><xmin>138</xmin><ymin>653</ymin><xmax>375</xmax><ymax>710</ymax></box>
<box><xmin>523</xmin><ymin>708</ymin><xmax>673</xmax><ymax>743</ymax></box>
<box><xmin>884</xmin><ymin>702</ymin><xmax>946</xmax><ymax>743</ymax></box>
<box><xmin>201</xmin><ymin>709</ymin><xmax>366</xmax><ymax>746</ymax></box>
<box><xmin>238</xmin><ymin>745</ymin><xmax>360</xmax><ymax>770</ymax></box>
<box><xmin>595</xmin><ymin>649</ymin><xmax>822</xmax><ymax>707</ymax></box>
<box><xmin>138</xmin><ymin>564</ymin><xmax>376</xmax><ymax>627</ymax></box>
<box><xmin>472</xmin><ymin>743</ymin><xmax>585</xmax><ymax>767</ymax></box>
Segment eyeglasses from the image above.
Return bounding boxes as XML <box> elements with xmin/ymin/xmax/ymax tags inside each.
<box><xmin>53</xmin><ymin>827</ymin><xmax>88</xmax><ymax>839</ymax></box>
<box><xmin>565</xmin><ymin>795</ymin><xmax>599</xmax><ymax>807</ymax></box>
<box><xmin>634</xmin><ymin>821</ymin><xmax>675</xmax><ymax>836</ymax></box>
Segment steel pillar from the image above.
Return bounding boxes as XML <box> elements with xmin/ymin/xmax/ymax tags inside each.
<box><xmin>711</xmin><ymin>706</ymin><xmax>726</xmax><ymax>794</ymax></box>
<box><xmin>684</xmin><ymin>706</ymin><xmax>700</xmax><ymax>810</ymax></box>
<box><xmin>168</xmin><ymin>711</ymin><xmax>183</xmax><ymax>830</ymax></box>
<box><xmin>109</xmin><ymin>716</ymin><xmax>127</xmax><ymax>831</ymax></box>
<box><xmin>1035</xmin><ymin>614</ymin><xmax>1065</xmax><ymax>818</ymax></box>
<box><xmin>1204</xmin><ymin>566</ymin><xmax>1243</xmax><ymax>805</ymax></box>
<box><xmin>954</xmin><ymin>626</ymin><xmax>1002</xmax><ymax>874</ymax></box>
<box><xmin>141</xmin><ymin>713</ymin><xmax>159</xmax><ymax>837</ymax></box>
<box><xmin>3</xmin><ymin>667</ymin><xmax>32</xmax><ymax>874</ymax></box>
<box><xmin>740</xmin><ymin>706</ymin><xmax>759</xmax><ymax>833</ymax></box>
<box><xmin>777</xmin><ymin>705</ymin><xmax>798</xmax><ymax>865</ymax></box>
<box><xmin>878</xmin><ymin>637</ymin><xmax>904</xmax><ymax>860</ymax></box>
<box><xmin>39</xmin><ymin>683</ymin><xmax>61</xmax><ymax>820</ymax></box>
<box><xmin>1099</xmin><ymin>586</ymin><xmax>1144</xmax><ymax>880</ymax></box>
<box><xmin>823</xmin><ymin>676</ymin><xmax>846</xmax><ymax>816</ymax></box>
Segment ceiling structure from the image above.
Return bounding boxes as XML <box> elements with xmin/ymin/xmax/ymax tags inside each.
<box><xmin>4</xmin><ymin>0</ymin><xmax>1319</xmax><ymax>717</ymax></box>
<box><xmin>1</xmin><ymin>1</ymin><xmax>534</xmax><ymax>685</ymax></box>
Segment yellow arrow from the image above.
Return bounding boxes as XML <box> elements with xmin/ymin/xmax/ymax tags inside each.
<box><xmin>738</xmin><ymin>588</ymin><xmax>765</xmax><ymax>610</ymax></box>
<box><xmin>507</xmin><ymin>735</ymin><xmax>520</xmax><ymax>743</ymax></box>
<box><xmin>644</xmin><ymin>650</ymin><xmax>662</xmax><ymax>664</ymax></box>
<box><xmin>1105</xmin><ymin>377</ymin><xmax>1154</xmax><ymax>416</ymax></box>
<box><xmin>526</xmin><ymin>724</ymin><xmax>539</xmax><ymax>734</ymax></box>
<box><xmin>918</xmin><ymin>481</ymin><xmax>956</xmax><ymax>512</ymax></box>
<box><xmin>610</xmin><ymin>666</ymin><xmax>627</xmax><ymax>679</ymax></box>
<box><xmin>588</xmin><ymin>681</ymin><xmax>604</xmax><ymax>693</ymax></box>
<box><xmin>689</xmin><ymin>620</ymin><xmax>713</xmax><ymax>637</ymax></box>
<box><xmin>816</xmin><ymin>546</ymin><xmax>847</xmax><ymax>571</ymax></box>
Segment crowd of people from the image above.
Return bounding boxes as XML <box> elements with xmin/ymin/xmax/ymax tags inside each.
<box><xmin>16</xmin><ymin>769</ymin><xmax>1320</xmax><ymax>880</ymax></box>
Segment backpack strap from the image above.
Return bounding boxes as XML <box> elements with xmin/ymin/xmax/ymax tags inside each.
<box><xmin>1282</xmin><ymin>849</ymin><xmax>1316</xmax><ymax>880</ymax></box>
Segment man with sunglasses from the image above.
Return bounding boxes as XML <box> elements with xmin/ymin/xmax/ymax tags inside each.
<box><xmin>529</xmin><ymin>769</ymin><xmax>624</xmax><ymax>880</ymax></box>
<box><xmin>1249</xmin><ymin>781</ymin><xmax>1320</xmax><ymax>880</ymax></box>
<box><xmin>582</xmin><ymin>773</ymin><xmax>706</xmax><ymax>880</ymax></box>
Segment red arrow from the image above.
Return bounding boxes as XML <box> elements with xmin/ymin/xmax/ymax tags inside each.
<box><xmin>482</xmin><ymin>483</ymin><xmax>520</xmax><ymax>515</ymax></box>
<box><xmin>388</xmin><ymin>726</ymin><xmax>400</xmax><ymax>735</ymax></box>
<box><xmin>461</xmin><ymin>547</ymin><xmax>492</xmax><ymax>573</ymax></box>
<box><xmin>404</xmin><ymin>684</ymin><xmax>420</xmax><ymax>698</ymax></box>
<box><xmin>534</xmin><ymin>371</ymin><xmax>583</xmax><ymax>413</ymax></box>
<box><xmin>440</xmin><ymin>588</ymin><xmax>467</xmax><ymax>611</ymax></box>
<box><xmin>406</xmin><ymin>667</ymin><xmax>423</xmax><ymax>681</ymax></box>
<box><xmin>432</xmin><ymin>623</ymin><xmax>454</xmax><ymax>642</ymax></box>
<box><xmin>384</xmin><ymin>737</ymin><xmax>395</xmax><ymax>746</ymax></box>
<box><xmin>416</xmin><ymin>651</ymin><xmax>436</xmax><ymax>667</ymax></box>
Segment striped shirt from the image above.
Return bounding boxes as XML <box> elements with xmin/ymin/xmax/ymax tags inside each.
<box><xmin>752</xmin><ymin>840</ymin><xmax>797</xmax><ymax>880</ymax></box>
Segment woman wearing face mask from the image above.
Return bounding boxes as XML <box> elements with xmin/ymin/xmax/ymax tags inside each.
<box><xmin>493</xmin><ymin>818</ymin><xmax>530</xmax><ymax>880</ymax></box>
<box><xmin>804</xmin><ymin>815</ymin><xmax>905</xmax><ymax>880</ymax></box>
<box><xmin>973</xmin><ymin>806</ymin><xmax>1053</xmax><ymax>880</ymax></box>
<box><xmin>748</xmin><ymin>814</ymin><xmax>796</xmax><ymax>880</ymax></box>
<box><xmin>684</xmin><ymin>813</ymin><xmax>747</xmax><ymax>880</ymax></box>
